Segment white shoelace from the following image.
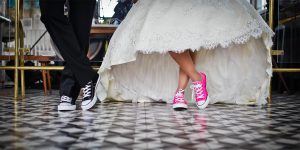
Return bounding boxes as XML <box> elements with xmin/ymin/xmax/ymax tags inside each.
<box><xmin>83</xmin><ymin>81</ymin><xmax>92</xmax><ymax>99</ymax></box>
<box><xmin>60</xmin><ymin>95</ymin><xmax>72</xmax><ymax>103</ymax></box>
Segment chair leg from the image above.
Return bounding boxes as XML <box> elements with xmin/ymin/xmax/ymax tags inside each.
<box><xmin>41</xmin><ymin>63</ymin><xmax>47</xmax><ymax>96</ymax></box>
<box><xmin>47</xmin><ymin>70</ymin><xmax>52</xmax><ymax>94</ymax></box>
<box><xmin>272</xmin><ymin>58</ymin><xmax>290</xmax><ymax>93</ymax></box>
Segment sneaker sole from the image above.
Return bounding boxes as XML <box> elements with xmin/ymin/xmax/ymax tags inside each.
<box><xmin>173</xmin><ymin>103</ymin><xmax>188</xmax><ymax>109</ymax></box>
<box><xmin>81</xmin><ymin>95</ymin><xmax>98</xmax><ymax>111</ymax></box>
<box><xmin>58</xmin><ymin>105</ymin><xmax>76</xmax><ymax>111</ymax></box>
<box><xmin>196</xmin><ymin>96</ymin><xmax>210</xmax><ymax>109</ymax></box>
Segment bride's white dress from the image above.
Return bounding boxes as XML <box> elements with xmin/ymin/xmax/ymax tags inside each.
<box><xmin>95</xmin><ymin>0</ymin><xmax>274</xmax><ymax>105</ymax></box>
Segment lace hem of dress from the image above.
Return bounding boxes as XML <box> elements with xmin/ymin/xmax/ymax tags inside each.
<box><xmin>136</xmin><ymin>19</ymin><xmax>274</xmax><ymax>54</ymax></box>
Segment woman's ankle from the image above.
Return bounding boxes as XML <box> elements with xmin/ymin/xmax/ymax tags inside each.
<box><xmin>176</xmin><ymin>88</ymin><xmax>185</xmax><ymax>92</ymax></box>
<box><xmin>191</xmin><ymin>72</ymin><xmax>202</xmax><ymax>82</ymax></box>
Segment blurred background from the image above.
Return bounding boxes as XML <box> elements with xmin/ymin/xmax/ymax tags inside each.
<box><xmin>0</xmin><ymin>0</ymin><xmax>299</xmax><ymax>94</ymax></box>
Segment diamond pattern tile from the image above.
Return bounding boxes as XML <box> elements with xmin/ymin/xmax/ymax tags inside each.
<box><xmin>0</xmin><ymin>89</ymin><xmax>300</xmax><ymax>149</ymax></box>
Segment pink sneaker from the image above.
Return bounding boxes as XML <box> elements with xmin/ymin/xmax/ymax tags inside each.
<box><xmin>191</xmin><ymin>72</ymin><xmax>210</xmax><ymax>109</ymax></box>
<box><xmin>172</xmin><ymin>89</ymin><xmax>188</xmax><ymax>109</ymax></box>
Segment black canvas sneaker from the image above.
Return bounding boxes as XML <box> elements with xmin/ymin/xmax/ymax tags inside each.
<box><xmin>81</xmin><ymin>80</ymin><xmax>98</xmax><ymax>110</ymax></box>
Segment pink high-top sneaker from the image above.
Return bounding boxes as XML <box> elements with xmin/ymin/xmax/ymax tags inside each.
<box><xmin>172</xmin><ymin>89</ymin><xmax>188</xmax><ymax>109</ymax></box>
<box><xmin>191</xmin><ymin>72</ymin><xmax>210</xmax><ymax>109</ymax></box>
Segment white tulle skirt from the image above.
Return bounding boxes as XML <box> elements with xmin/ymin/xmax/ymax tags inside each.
<box><xmin>95</xmin><ymin>0</ymin><xmax>274</xmax><ymax>105</ymax></box>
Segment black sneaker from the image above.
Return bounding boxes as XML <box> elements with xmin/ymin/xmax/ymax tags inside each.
<box><xmin>81</xmin><ymin>80</ymin><xmax>98</xmax><ymax>110</ymax></box>
<box><xmin>58</xmin><ymin>95</ymin><xmax>76</xmax><ymax>111</ymax></box>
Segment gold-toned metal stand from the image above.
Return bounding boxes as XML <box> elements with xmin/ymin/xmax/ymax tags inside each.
<box><xmin>268</xmin><ymin>0</ymin><xmax>300</xmax><ymax>103</ymax></box>
<box><xmin>14</xmin><ymin>0</ymin><xmax>20</xmax><ymax>99</ymax></box>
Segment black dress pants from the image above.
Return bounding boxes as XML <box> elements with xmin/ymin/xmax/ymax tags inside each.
<box><xmin>39</xmin><ymin>0</ymin><xmax>97</xmax><ymax>100</ymax></box>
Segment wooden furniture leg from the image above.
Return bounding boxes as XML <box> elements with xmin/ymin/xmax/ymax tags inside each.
<box><xmin>41</xmin><ymin>63</ymin><xmax>47</xmax><ymax>95</ymax></box>
<box><xmin>46</xmin><ymin>70</ymin><xmax>51</xmax><ymax>94</ymax></box>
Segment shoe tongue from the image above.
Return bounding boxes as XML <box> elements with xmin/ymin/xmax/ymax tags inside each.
<box><xmin>192</xmin><ymin>80</ymin><xmax>202</xmax><ymax>84</ymax></box>
<box><xmin>175</xmin><ymin>93</ymin><xmax>182</xmax><ymax>97</ymax></box>
<box><xmin>176</xmin><ymin>89</ymin><xmax>184</xmax><ymax>96</ymax></box>
<box><xmin>61</xmin><ymin>96</ymin><xmax>72</xmax><ymax>102</ymax></box>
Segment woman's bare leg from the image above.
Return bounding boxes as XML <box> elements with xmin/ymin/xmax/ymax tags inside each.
<box><xmin>176</xmin><ymin>51</ymin><xmax>198</xmax><ymax>90</ymax></box>
<box><xmin>177</xmin><ymin>68</ymin><xmax>189</xmax><ymax>90</ymax></box>
<box><xmin>169</xmin><ymin>51</ymin><xmax>202</xmax><ymax>85</ymax></box>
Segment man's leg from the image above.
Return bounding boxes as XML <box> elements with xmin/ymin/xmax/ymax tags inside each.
<box><xmin>69</xmin><ymin>0</ymin><xmax>96</xmax><ymax>57</ymax></box>
<box><xmin>59</xmin><ymin>64</ymin><xmax>81</xmax><ymax>100</ymax></box>
<box><xmin>58</xmin><ymin>64</ymin><xmax>81</xmax><ymax>111</ymax></box>
<box><xmin>67</xmin><ymin>0</ymin><xmax>99</xmax><ymax>110</ymax></box>
<box><xmin>66</xmin><ymin>0</ymin><xmax>97</xmax><ymax>104</ymax></box>
<box><xmin>59</xmin><ymin>0</ymin><xmax>96</xmax><ymax>110</ymax></box>
<box><xmin>39</xmin><ymin>0</ymin><xmax>97</xmax><ymax>87</ymax></box>
<box><xmin>40</xmin><ymin>0</ymin><xmax>98</xmax><ymax>110</ymax></box>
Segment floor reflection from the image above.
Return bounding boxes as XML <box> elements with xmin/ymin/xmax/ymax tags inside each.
<box><xmin>0</xmin><ymin>90</ymin><xmax>299</xmax><ymax>149</ymax></box>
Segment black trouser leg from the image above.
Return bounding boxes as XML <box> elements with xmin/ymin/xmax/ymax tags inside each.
<box><xmin>39</xmin><ymin>0</ymin><xmax>97</xmax><ymax>88</ymax></box>
<box><xmin>56</xmin><ymin>0</ymin><xmax>96</xmax><ymax>100</ymax></box>
<box><xmin>59</xmin><ymin>63</ymin><xmax>81</xmax><ymax>102</ymax></box>
<box><xmin>69</xmin><ymin>0</ymin><xmax>95</xmax><ymax>56</ymax></box>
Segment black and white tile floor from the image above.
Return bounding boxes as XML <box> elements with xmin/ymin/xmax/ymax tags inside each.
<box><xmin>0</xmin><ymin>89</ymin><xmax>300</xmax><ymax>150</ymax></box>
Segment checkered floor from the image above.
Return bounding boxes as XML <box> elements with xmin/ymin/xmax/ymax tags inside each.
<box><xmin>0</xmin><ymin>89</ymin><xmax>300</xmax><ymax>150</ymax></box>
